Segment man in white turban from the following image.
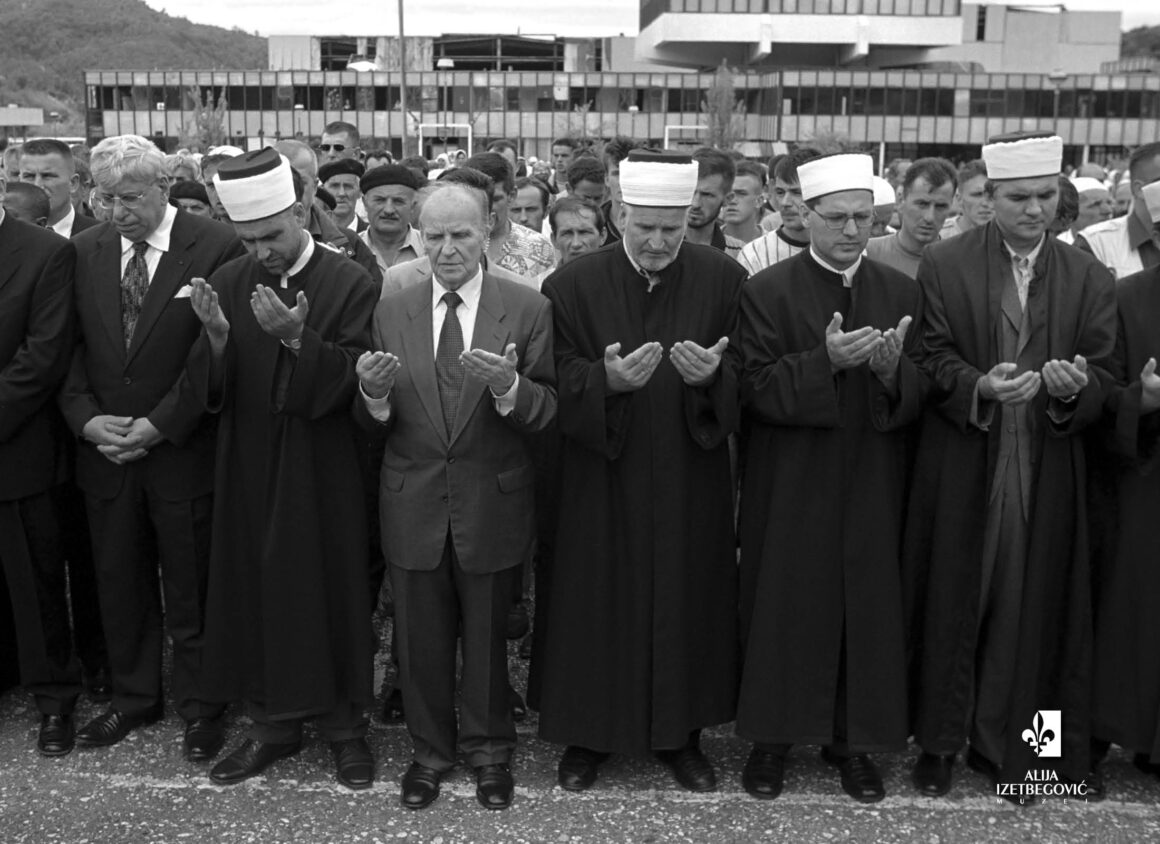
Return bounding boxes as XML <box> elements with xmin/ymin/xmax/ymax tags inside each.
<box><xmin>532</xmin><ymin>150</ymin><xmax>745</xmax><ymax>795</ymax></box>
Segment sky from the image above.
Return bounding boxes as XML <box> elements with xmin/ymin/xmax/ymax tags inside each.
<box><xmin>142</xmin><ymin>0</ymin><xmax>1160</xmax><ymax>39</ymax></box>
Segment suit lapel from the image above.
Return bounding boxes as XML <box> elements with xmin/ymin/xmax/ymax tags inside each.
<box><xmin>94</xmin><ymin>228</ymin><xmax>128</xmax><ymax>361</ymax></box>
<box><xmin>0</xmin><ymin>217</ymin><xmax>22</xmax><ymax>294</ymax></box>
<box><xmin>402</xmin><ymin>277</ymin><xmax>447</xmax><ymax>445</ymax></box>
<box><xmin>449</xmin><ymin>273</ymin><xmax>508</xmax><ymax>446</ymax></box>
<box><xmin>126</xmin><ymin>214</ymin><xmax>194</xmax><ymax>364</ymax></box>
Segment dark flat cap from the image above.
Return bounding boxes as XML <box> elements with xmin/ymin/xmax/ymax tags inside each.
<box><xmin>361</xmin><ymin>163</ymin><xmax>423</xmax><ymax>193</ymax></box>
<box><xmin>319</xmin><ymin>158</ymin><xmax>366</xmax><ymax>183</ymax></box>
<box><xmin>169</xmin><ymin>180</ymin><xmax>210</xmax><ymax>204</ymax></box>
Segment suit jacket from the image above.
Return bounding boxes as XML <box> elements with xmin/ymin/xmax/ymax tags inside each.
<box><xmin>362</xmin><ymin>271</ymin><xmax>557</xmax><ymax>574</ymax></box>
<box><xmin>0</xmin><ymin>215</ymin><xmax>77</xmax><ymax>501</ymax></box>
<box><xmin>381</xmin><ymin>256</ymin><xmax>534</xmax><ymax>299</ymax></box>
<box><xmin>69</xmin><ymin>213</ymin><xmax>101</xmax><ymax>238</ymax></box>
<box><xmin>59</xmin><ymin>210</ymin><xmax>245</xmax><ymax>501</ymax></box>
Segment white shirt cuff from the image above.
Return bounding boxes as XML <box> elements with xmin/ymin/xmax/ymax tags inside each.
<box><xmin>491</xmin><ymin>373</ymin><xmax>519</xmax><ymax>417</ymax></box>
<box><xmin>360</xmin><ymin>381</ymin><xmax>392</xmax><ymax>422</ymax></box>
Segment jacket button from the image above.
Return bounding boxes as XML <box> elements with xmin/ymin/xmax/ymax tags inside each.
<box><xmin>441</xmin><ymin>494</ymin><xmax>449</xmax><ymax>503</ymax></box>
<box><xmin>448</xmin><ymin>456</ymin><xmax>456</xmax><ymax>464</ymax></box>
<box><xmin>123</xmin><ymin>376</ymin><xmax>132</xmax><ymax>385</ymax></box>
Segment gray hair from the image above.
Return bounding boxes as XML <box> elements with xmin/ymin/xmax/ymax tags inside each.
<box><xmin>419</xmin><ymin>181</ymin><xmax>490</xmax><ymax>233</ymax></box>
<box><xmin>163</xmin><ymin>151</ymin><xmax>201</xmax><ymax>181</ymax></box>
<box><xmin>90</xmin><ymin>135</ymin><xmax>167</xmax><ymax>190</ymax></box>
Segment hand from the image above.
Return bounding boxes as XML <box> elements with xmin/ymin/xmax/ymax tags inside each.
<box><xmin>1042</xmin><ymin>355</ymin><xmax>1088</xmax><ymax>399</ymax></box>
<box><xmin>81</xmin><ymin>415</ymin><xmax>137</xmax><ymax>448</ymax></box>
<box><xmin>461</xmin><ymin>344</ymin><xmax>519</xmax><ymax>394</ymax></box>
<box><xmin>1140</xmin><ymin>357</ymin><xmax>1160</xmax><ymax>413</ymax></box>
<box><xmin>825</xmin><ymin>312</ymin><xmax>884</xmax><ymax>372</ymax></box>
<box><xmin>251</xmin><ymin>285</ymin><xmax>309</xmax><ymax>342</ymax></box>
<box><xmin>868</xmin><ymin>315</ymin><xmax>912</xmax><ymax>385</ymax></box>
<box><xmin>356</xmin><ymin>351</ymin><xmax>400</xmax><ymax>399</ymax></box>
<box><xmin>604</xmin><ymin>341</ymin><xmax>663</xmax><ymax>393</ymax></box>
<box><xmin>670</xmin><ymin>337</ymin><xmax>729</xmax><ymax>387</ymax></box>
<box><xmin>190</xmin><ymin>277</ymin><xmax>228</xmax><ymax>344</ymax></box>
<box><xmin>96</xmin><ymin>445</ymin><xmax>149</xmax><ymax>465</ymax></box>
<box><xmin>978</xmin><ymin>362</ymin><xmax>1042</xmax><ymax>405</ymax></box>
<box><xmin>124</xmin><ymin>417</ymin><xmax>164</xmax><ymax>451</ymax></box>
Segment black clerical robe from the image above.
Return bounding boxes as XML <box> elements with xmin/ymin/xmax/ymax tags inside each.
<box><xmin>1092</xmin><ymin>265</ymin><xmax>1160</xmax><ymax>762</ymax></box>
<box><xmin>736</xmin><ymin>251</ymin><xmax>926</xmax><ymax>751</ymax></box>
<box><xmin>903</xmin><ymin>223</ymin><xmax>1115</xmax><ymax>783</ymax></box>
<box><xmin>533</xmin><ymin>242</ymin><xmax>744</xmax><ymax>754</ymax></box>
<box><xmin>189</xmin><ymin>245</ymin><xmax>378</xmax><ymax>720</ymax></box>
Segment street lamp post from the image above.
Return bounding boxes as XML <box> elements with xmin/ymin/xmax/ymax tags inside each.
<box><xmin>437</xmin><ymin>57</ymin><xmax>455</xmax><ymax>157</ymax></box>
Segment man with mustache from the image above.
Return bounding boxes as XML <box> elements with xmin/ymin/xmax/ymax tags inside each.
<box><xmin>865</xmin><ymin>158</ymin><xmax>958</xmax><ymax>280</ymax></box>
<box><xmin>358</xmin><ymin>165</ymin><xmax>426</xmax><ymax>278</ymax></box>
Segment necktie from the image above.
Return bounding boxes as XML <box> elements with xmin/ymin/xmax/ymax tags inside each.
<box><xmin>1014</xmin><ymin>255</ymin><xmax>1032</xmax><ymax>309</ymax></box>
<box><xmin>120</xmin><ymin>241</ymin><xmax>150</xmax><ymax>349</ymax></box>
<box><xmin>435</xmin><ymin>290</ymin><xmax>465</xmax><ymax>436</ymax></box>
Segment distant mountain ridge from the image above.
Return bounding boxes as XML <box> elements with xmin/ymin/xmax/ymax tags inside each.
<box><xmin>0</xmin><ymin>0</ymin><xmax>265</xmax><ymax>133</ymax></box>
<box><xmin>1121</xmin><ymin>24</ymin><xmax>1160</xmax><ymax>62</ymax></box>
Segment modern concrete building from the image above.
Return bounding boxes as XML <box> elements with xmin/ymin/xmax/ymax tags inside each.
<box><xmin>82</xmin><ymin>2</ymin><xmax>1156</xmax><ymax>166</ymax></box>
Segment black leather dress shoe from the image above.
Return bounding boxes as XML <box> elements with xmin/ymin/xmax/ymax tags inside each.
<box><xmin>381</xmin><ymin>687</ymin><xmax>405</xmax><ymax>724</ymax></box>
<box><xmin>966</xmin><ymin>748</ymin><xmax>1033</xmax><ymax>806</ymax></box>
<box><xmin>76</xmin><ymin>706</ymin><xmax>162</xmax><ymax>748</ymax></box>
<box><xmin>822</xmin><ymin>749</ymin><xmax>885</xmax><ymax>803</ymax></box>
<box><xmin>742</xmin><ymin>746</ymin><xmax>785</xmax><ymax>799</ymax></box>
<box><xmin>400</xmin><ymin>761</ymin><xmax>442</xmax><ymax>809</ymax></box>
<box><xmin>656</xmin><ymin>744</ymin><xmax>717</xmax><ymax>792</ymax></box>
<box><xmin>84</xmin><ymin>667</ymin><xmax>112</xmax><ymax>703</ymax></box>
<box><xmin>912</xmin><ymin>752</ymin><xmax>955</xmax><ymax>797</ymax></box>
<box><xmin>209</xmin><ymin>738</ymin><xmax>300</xmax><ymax>785</ymax></box>
<box><xmin>37</xmin><ymin>714</ymin><xmax>75</xmax><ymax>757</ymax></box>
<box><xmin>332</xmin><ymin>738</ymin><xmax>375</xmax><ymax>790</ymax></box>
<box><xmin>1133</xmin><ymin>753</ymin><xmax>1160</xmax><ymax>778</ymax></box>
<box><xmin>558</xmin><ymin>745</ymin><xmax>609</xmax><ymax>792</ymax></box>
<box><xmin>184</xmin><ymin>717</ymin><xmax>225</xmax><ymax>762</ymax></box>
<box><xmin>475</xmin><ymin>762</ymin><xmax>514</xmax><ymax>810</ymax></box>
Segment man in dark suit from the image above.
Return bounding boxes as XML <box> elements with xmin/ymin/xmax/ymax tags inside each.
<box><xmin>0</xmin><ymin>181</ymin><xmax>83</xmax><ymax>756</ymax></box>
<box><xmin>58</xmin><ymin>134</ymin><xmax>245</xmax><ymax>760</ymax></box>
<box><xmin>357</xmin><ymin>181</ymin><xmax>556</xmax><ymax>811</ymax></box>
<box><xmin>18</xmin><ymin>139</ymin><xmax>100</xmax><ymax>239</ymax></box>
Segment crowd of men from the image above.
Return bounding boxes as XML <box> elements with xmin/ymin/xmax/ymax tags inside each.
<box><xmin>2</xmin><ymin>120</ymin><xmax>1160</xmax><ymax>815</ymax></box>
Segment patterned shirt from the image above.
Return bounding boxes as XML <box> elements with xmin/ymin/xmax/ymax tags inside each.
<box><xmin>736</xmin><ymin>227</ymin><xmax>810</xmax><ymax>276</ymax></box>
<box><xmin>497</xmin><ymin>222</ymin><xmax>556</xmax><ymax>279</ymax></box>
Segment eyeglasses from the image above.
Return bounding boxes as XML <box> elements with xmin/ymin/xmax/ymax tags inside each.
<box><xmin>317</xmin><ymin>144</ymin><xmax>346</xmax><ymax>153</ymax></box>
<box><xmin>812</xmin><ymin>209</ymin><xmax>874</xmax><ymax>231</ymax></box>
<box><xmin>93</xmin><ymin>190</ymin><xmax>151</xmax><ymax>210</ymax></box>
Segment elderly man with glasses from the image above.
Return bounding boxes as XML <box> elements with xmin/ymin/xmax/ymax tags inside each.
<box><xmin>735</xmin><ymin>152</ymin><xmax>925</xmax><ymax>804</ymax></box>
<box><xmin>60</xmin><ymin>134</ymin><xmax>245</xmax><ymax>759</ymax></box>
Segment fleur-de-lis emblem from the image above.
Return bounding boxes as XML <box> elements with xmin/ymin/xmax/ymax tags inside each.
<box><xmin>1022</xmin><ymin>711</ymin><xmax>1056</xmax><ymax>757</ymax></box>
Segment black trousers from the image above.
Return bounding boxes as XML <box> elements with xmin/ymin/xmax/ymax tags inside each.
<box><xmin>51</xmin><ymin>482</ymin><xmax>107</xmax><ymax>676</ymax></box>
<box><xmin>85</xmin><ymin>471</ymin><xmax>217</xmax><ymax>721</ymax></box>
<box><xmin>0</xmin><ymin>491</ymin><xmax>82</xmax><ymax>714</ymax></box>
<box><xmin>392</xmin><ymin>533</ymin><xmax>518</xmax><ymax>772</ymax></box>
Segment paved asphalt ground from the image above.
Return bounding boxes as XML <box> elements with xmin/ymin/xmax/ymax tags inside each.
<box><xmin>2</xmin><ymin>619</ymin><xmax>1159</xmax><ymax>843</ymax></box>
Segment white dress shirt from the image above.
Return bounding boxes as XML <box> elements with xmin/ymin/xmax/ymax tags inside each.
<box><xmin>51</xmin><ymin>205</ymin><xmax>76</xmax><ymax>239</ymax></box>
<box><xmin>810</xmin><ymin>245</ymin><xmax>862</xmax><ymax>287</ymax></box>
<box><xmin>119</xmin><ymin>203</ymin><xmax>178</xmax><ymax>284</ymax></box>
<box><xmin>362</xmin><ymin>266</ymin><xmax>519</xmax><ymax>421</ymax></box>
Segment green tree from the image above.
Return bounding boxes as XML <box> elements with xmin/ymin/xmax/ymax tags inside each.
<box><xmin>701</xmin><ymin>60</ymin><xmax>746</xmax><ymax>150</ymax></box>
<box><xmin>179</xmin><ymin>86</ymin><xmax>227</xmax><ymax>151</ymax></box>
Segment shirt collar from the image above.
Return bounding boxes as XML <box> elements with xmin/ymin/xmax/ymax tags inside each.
<box><xmin>51</xmin><ymin>205</ymin><xmax>76</xmax><ymax>238</ymax></box>
<box><xmin>0</xmin><ymin>207</ymin><xmax>5</xmax><ymax>227</ymax></box>
<box><xmin>121</xmin><ymin>202</ymin><xmax>177</xmax><ymax>255</ymax></box>
<box><xmin>810</xmin><ymin>245</ymin><xmax>861</xmax><ymax>287</ymax></box>
<box><xmin>284</xmin><ymin>231</ymin><xmax>316</xmax><ymax>280</ymax></box>
<box><xmin>432</xmin><ymin>266</ymin><xmax>484</xmax><ymax>312</ymax></box>
<box><xmin>1002</xmin><ymin>234</ymin><xmax>1046</xmax><ymax>266</ymax></box>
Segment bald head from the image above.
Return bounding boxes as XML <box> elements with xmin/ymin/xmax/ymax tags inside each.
<box><xmin>3</xmin><ymin>180</ymin><xmax>52</xmax><ymax>226</ymax></box>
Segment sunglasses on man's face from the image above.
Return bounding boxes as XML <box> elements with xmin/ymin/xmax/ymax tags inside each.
<box><xmin>318</xmin><ymin>144</ymin><xmax>346</xmax><ymax>153</ymax></box>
